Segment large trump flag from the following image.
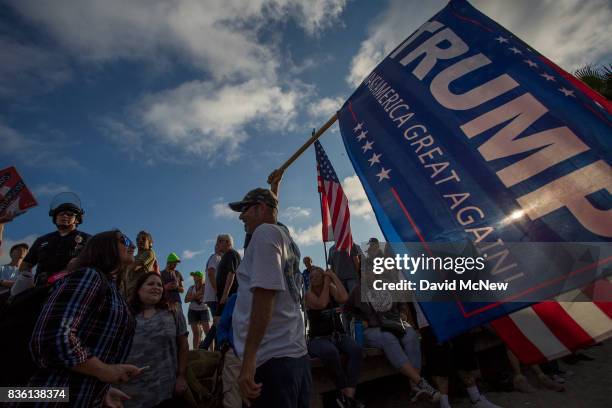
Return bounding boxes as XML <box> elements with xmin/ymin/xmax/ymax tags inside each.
<box><xmin>337</xmin><ymin>0</ymin><xmax>611</xmax><ymax>345</ymax></box>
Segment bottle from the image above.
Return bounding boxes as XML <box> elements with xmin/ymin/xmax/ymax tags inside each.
<box><xmin>353</xmin><ymin>319</ymin><xmax>364</xmax><ymax>346</ymax></box>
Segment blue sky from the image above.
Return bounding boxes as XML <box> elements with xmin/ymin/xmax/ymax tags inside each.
<box><xmin>2</xmin><ymin>0</ymin><xmax>611</xmax><ymax>282</ymax></box>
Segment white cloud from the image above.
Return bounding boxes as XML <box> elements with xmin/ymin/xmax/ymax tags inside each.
<box><xmin>212</xmin><ymin>202</ymin><xmax>235</xmax><ymax>219</ymax></box>
<box><xmin>347</xmin><ymin>0</ymin><xmax>612</xmax><ymax>86</ymax></box>
<box><xmin>346</xmin><ymin>0</ymin><xmax>440</xmax><ymax>87</ymax></box>
<box><xmin>0</xmin><ymin>234</ymin><xmax>38</xmax><ymax>265</ymax></box>
<box><xmin>281</xmin><ymin>206</ymin><xmax>312</xmax><ymax>220</ymax></box>
<box><xmin>126</xmin><ymin>79</ymin><xmax>299</xmax><ymax>161</ymax></box>
<box><xmin>472</xmin><ymin>0</ymin><xmax>612</xmax><ymax>70</ymax></box>
<box><xmin>182</xmin><ymin>249</ymin><xmax>205</xmax><ymax>260</ymax></box>
<box><xmin>307</xmin><ymin>96</ymin><xmax>345</xmax><ymax>120</ymax></box>
<box><xmin>342</xmin><ymin>175</ymin><xmax>375</xmax><ymax>220</ymax></box>
<box><xmin>32</xmin><ymin>183</ymin><xmax>71</xmax><ymax>197</ymax></box>
<box><xmin>8</xmin><ymin>0</ymin><xmax>348</xmax><ymax>162</ymax></box>
<box><xmin>288</xmin><ymin>222</ymin><xmax>323</xmax><ymax>247</ymax></box>
<box><xmin>9</xmin><ymin>0</ymin><xmax>346</xmax><ymax>81</ymax></box>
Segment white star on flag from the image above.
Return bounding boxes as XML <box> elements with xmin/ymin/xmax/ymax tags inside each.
<box><xmin>494</xmin><ymin>36</ymin><xmax>509</xmax><ymax>43</ymax></box>
<box><xmin>509</xmin><ymin>46</ymin><xmax>522</xmax><ymax>54</ymax></box>
<box><xmin>376</xmin><ymin>167</ymin><xmax>391</xmax><ymax>182</ymax></box>
<box><xmin>368</xmin><ymin>152</ymin><xmax>381</xmax><ymax>167</ymax></box>
<box><xmin>541</xmin><ymin>73</ymin><xmax>555</xmax><ymax>81</ymax></box>
<box><xmin>353</xmin><ymin>122</ymin><xmax>363</xmax><ymax>133</ymax></box>
<box><xmin>559</xmin><ymin>87</ymin><xmax>575</xmax><ymax>97</ymax></box>
<box><xmin>524</xmin><ymin>59</ymin><xmax>538</xmax><ymax>68</ymax></box>
<box><xmin>356</xmin><ymin>130</ymin><xmax>368</xmax><ymax>141</ymax></box>
<box><xmin>362</xmin><ymin>140</ymin><xmax>374</xmax><ymax>153</ymax></box>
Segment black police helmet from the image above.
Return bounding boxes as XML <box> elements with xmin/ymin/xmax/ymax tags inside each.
<box><xmin>49</xmin><ymin>192</ymin><xmax>84</xmax><ymax>225</ymax></box>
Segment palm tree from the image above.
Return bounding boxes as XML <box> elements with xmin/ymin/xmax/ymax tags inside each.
<box><xmin>574</xmin><ymin>64</ymin><xmax>611</xmax><ymax>100</ymax></box>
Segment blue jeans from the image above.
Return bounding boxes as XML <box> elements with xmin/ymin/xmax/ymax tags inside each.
<box><xmin>364</xmin><ymin>326</ymin><xmax>421</xmax><ymax>370</ymax></box>
<box><xmin>251</xmin><ymin>355</ymin><xmax>311</xmax><ymax>408</ymax></box>
<box><xmin>308</xmin><ymin>335</ymin><xmax>362</xmax><ymax>389</ymax></box>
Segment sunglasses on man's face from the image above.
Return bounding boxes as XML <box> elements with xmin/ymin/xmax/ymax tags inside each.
<box><xmin>119</xmin><ymin>234</ymin><xmax>135</xmax><ymax>249</ymax></box>
<box><xmin>58</xmin><ymin>211</ymin><xmax>77</xmax><ymax>217</ymax></box>
<box><xmin>241</xmin><ymin>202</ymin><xmax>261</xmax><ymax>213</ymax></box>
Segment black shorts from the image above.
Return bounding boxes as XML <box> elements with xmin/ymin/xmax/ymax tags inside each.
<box><xmin>188</xmin><ymin>308</ymin><xmax>211</xmax><ymax>325</ymax></box>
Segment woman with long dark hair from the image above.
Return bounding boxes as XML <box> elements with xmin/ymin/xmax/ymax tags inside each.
<box><xmin>118</xmin><ymin>272</ymin><xmax>189</xmax><ymax>407</ymax></box>
<box><xmin>26</xmin><ymin>230</ymin><xmax>139</xmax><ymax>407</ymax></box>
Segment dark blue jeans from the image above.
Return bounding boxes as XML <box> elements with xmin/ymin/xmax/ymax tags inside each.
<box><xmin>308</xmin><ymin>335</ymin><xmax>362</xmax><ymax>389</ymax></box>
<box><xmin>250</xmin><ymin>355</ymin><xmax>312</xmax><ymax>408</ymax></box>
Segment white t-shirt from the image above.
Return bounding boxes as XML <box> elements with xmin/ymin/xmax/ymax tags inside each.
<box><xmin>0</xmin><ymin>264</ymin><xmax>18</xmax><ymax>296</ymax></box>
<box><xmin>186</xmin><ymin>285</ymin><xmax>209</xmax><ymax>311</ymax></box>
<box><xmin>203</xmin><ymin>253</ymin><xmax>221</xmax><ymax>303</ymax></box>
<box><xmin>232</xmin><ymin>223</ymin><xmax>307</xmax><ymax>367</ymax></box>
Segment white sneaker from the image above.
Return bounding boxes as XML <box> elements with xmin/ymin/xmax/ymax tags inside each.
<box><xmin>412</xmin><ymin>378</ymin><xmax>441</xmax><ymax>403</ymax></box>
<box><xmin>472</xmin><ymin>395</ymin><xmax>503</xmax><ymax>408</ymax></box>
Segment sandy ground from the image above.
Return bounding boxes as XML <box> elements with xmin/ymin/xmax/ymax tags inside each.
<box><xmin>351</xmin><ymin>340</ymin><xmax>612</xmax><ymax>408</ymax></box>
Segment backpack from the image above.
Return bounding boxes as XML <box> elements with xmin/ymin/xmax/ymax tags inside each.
<box><xmin>0</xmin><ymin>270</ymin><xmax>108</xmax><ymax>386</ymax></box>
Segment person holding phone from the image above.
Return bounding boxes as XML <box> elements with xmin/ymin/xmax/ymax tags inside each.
<box><xmin>119</xmin><ymin>272</ymin><xmax>189</xmax><ymax>407</ymax></box>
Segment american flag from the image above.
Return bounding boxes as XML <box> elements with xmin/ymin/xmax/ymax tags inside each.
<box><xmin>315</xmin><ymin>140</ymin><xmax>353</xmax><ymax>253</ymax></box>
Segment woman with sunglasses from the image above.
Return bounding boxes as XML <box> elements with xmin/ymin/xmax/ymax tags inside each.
<box><xmin>22</xmin><ymin>230</ymin><xmax>140</xmax><ymax>407</ymax></box>
<box><xmin>118</xmin><ymin>272</ymin><xmax>189</xmax><ymax>407</ymax></box>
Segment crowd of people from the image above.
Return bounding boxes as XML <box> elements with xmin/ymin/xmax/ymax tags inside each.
<box><xmin>0</xmin><ymin>173</ymin><xmax>593</xmax><ymax>408</ymax></box>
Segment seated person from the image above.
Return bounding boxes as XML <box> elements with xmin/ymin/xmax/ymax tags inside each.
<box><xmin>345</xmin><ymin>271</ymin><xmax>440</xmax><ymax>402</ymax></box>
<box><xmin>306</xmin><ymin>267</ymin><xmax>363</xmax><ymax>408</ymax></box>
<box><xmin>415</xmin><ymin>304</ymin><xmax>503</xmax><ymax>408</ymax></box>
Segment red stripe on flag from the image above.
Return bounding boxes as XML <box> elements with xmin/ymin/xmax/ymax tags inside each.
<box><xmin>583</xmin><ymin>279</ymin><xmax>612</xmax><ymax>318</ymax></box>
<box><xmin>594</xmin><ymin>302</ymin><xmax>612</xmax><ymax>320</ymax></box>
<box><xmin>532</xmin><ymin>302</ymin><xmax>594</xmax><ymax>351</ymax></box>
<box><xmin>338</xmin><ymin>210</ymin><xmax>351</xmax><ymax>249</ymax></box>
<box><xmin>490</xmin><ymin>316</ymin><xmax>546</xmax><ymax>365</ymax></box>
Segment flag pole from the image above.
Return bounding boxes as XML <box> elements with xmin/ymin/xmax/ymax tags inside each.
<box><xmin>319</xmin><ymin>189</ymin><xmax>329</xmax><ymax>268</ymax></box>
<box><xmin>278</xmin><ymin>113</ymin><xmax>338</xmax><ymax>172</ymax></box>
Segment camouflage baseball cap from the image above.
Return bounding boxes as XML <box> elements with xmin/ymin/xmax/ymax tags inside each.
<box><xmin>228</xmin><ymin>188</ymin><xmax>278</xmax><ymax>212</ymax></box>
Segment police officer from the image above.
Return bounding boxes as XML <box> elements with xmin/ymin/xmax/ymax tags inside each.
<box><xmin>20</xmin><ymin>194</ymin><xmax>91</xmax><ymax>286</ymax></box>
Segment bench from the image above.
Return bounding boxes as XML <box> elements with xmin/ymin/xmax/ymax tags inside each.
<box><xmin>310</xmin><ymin>347</ymin><xmax>395</xmax><ymax>408</ymax></box>
<box><xmin>308</xmin><ymin>328</ymin><xmax>504</xmax><ymax>408</ymax></box>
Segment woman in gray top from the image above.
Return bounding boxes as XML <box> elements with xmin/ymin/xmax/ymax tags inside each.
<box><xmin>117</xmin><ymin>272</ymin><xmax>189</xmax><ymax>407</ymax></box>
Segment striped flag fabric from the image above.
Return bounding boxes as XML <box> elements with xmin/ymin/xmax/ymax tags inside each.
<box><xmin>315</xmin><ymin>140</ymin><xmax>354</xmax><ymax>253</ymax></box>
<box><xmin>491</xmin><ymin>277</ymin><xmax>612</xmax><ymax>364</ymax></box>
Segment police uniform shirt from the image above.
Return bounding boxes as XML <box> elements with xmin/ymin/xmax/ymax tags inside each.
<box><xmin>23</xmin><ymin>230</ymin><xmax>91</xmax><ymax>285</ymax></box>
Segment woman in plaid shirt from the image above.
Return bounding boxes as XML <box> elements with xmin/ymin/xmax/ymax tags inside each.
<box><xmin>26</xmin><ymin>230</ymin><xmax>140</xmax><ymax>407</ymax></box>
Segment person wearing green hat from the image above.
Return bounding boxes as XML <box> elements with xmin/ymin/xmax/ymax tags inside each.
<box><xmin>185</xmin><ymin>271</ymin><xmax>212</xmax><ymax>349</ymax></box>
<box><xmin>161</xmin><ymin>252</ymin><xmax>184</xmax><ymax>312</ymax></box>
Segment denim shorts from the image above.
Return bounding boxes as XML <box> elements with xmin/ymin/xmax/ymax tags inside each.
<box><xmin>188</xmin><ymin>308</ymin><xmax>212</xmax><ymax>324</ymax></box>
